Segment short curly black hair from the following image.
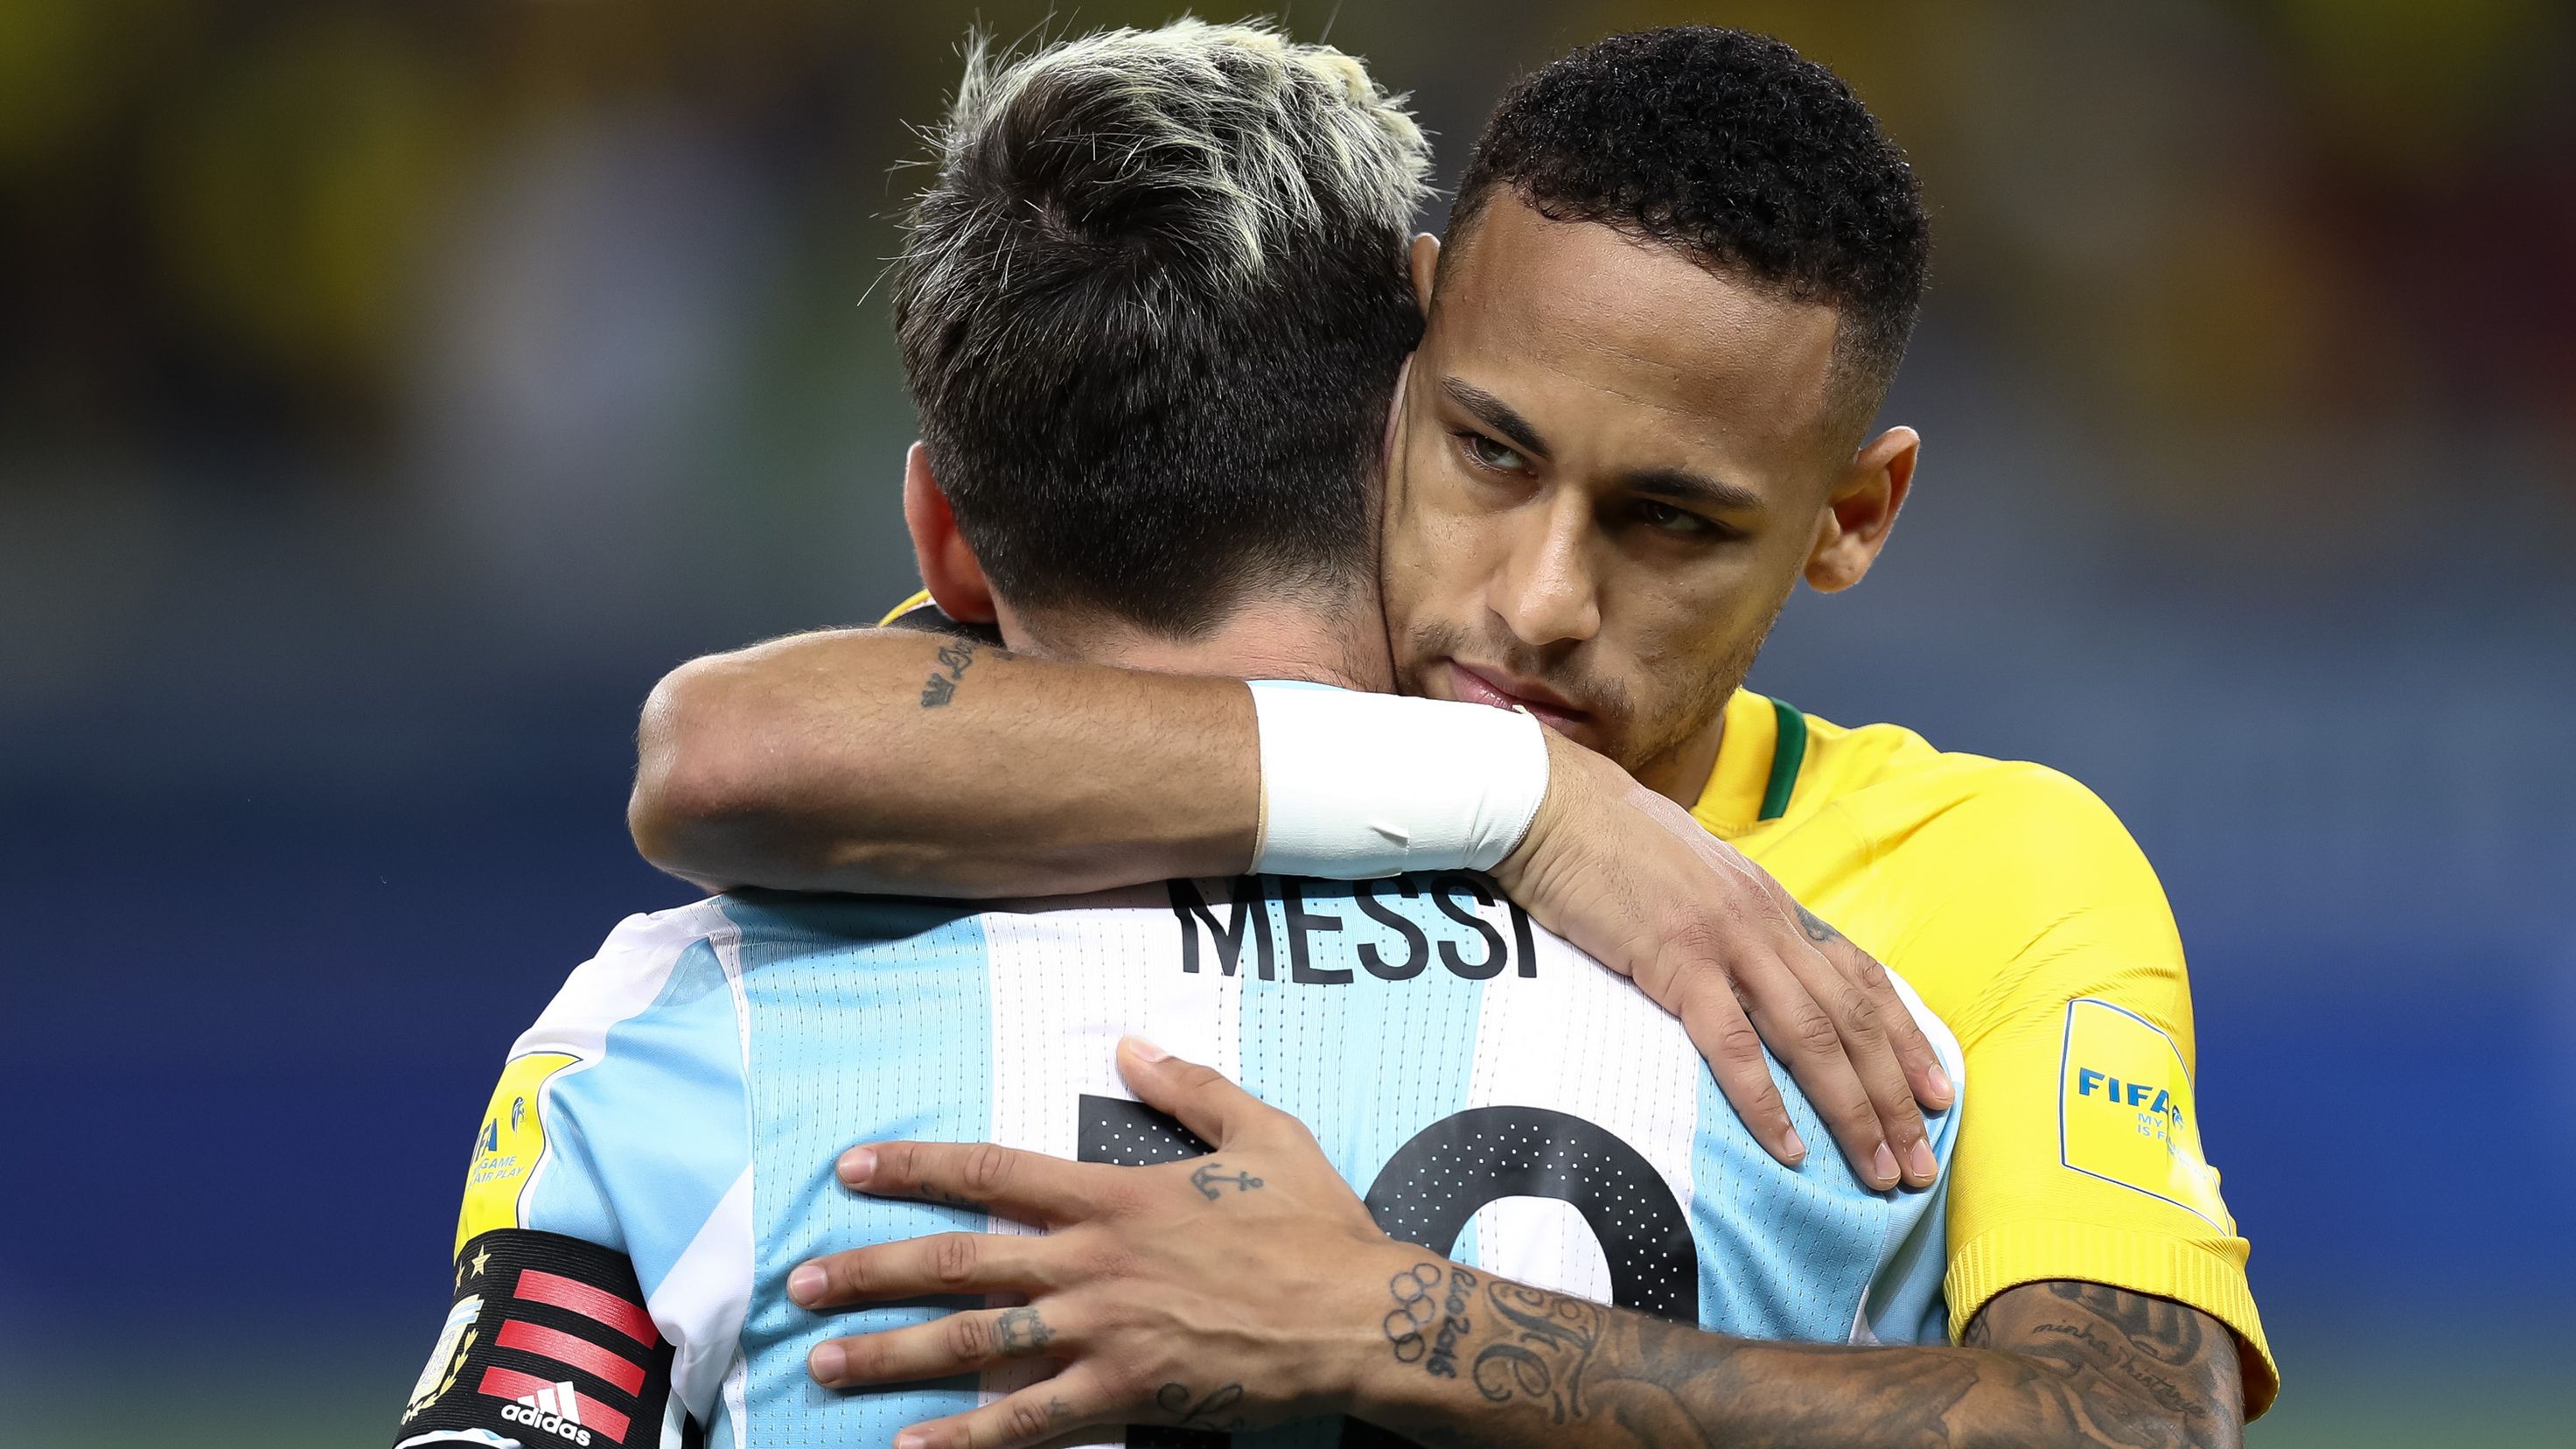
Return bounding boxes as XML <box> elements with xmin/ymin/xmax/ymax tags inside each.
<box><xmin>1449</xmin><ymin>27</ymin><xmax>1929</xmax><ymax>443</ymax></box>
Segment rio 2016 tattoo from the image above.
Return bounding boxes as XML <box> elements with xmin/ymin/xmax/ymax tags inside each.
<box><xmin>1154</xmin><ymin>1381</ymin><xmax>1247</xmax><ymax>1432</ymax></box>
<box><xmin>1384</xmin><ymin>1263</ymin><xmax>1481</xmax><ymax>1380</ymax></box>
<box><xmin>918</xmin><ymin>640</ymin><xmax>989</xmax><ymax>708</ymax></box>
<box><xmin>1189</xmin><ymin>1162</ymin><xmax>1265</xmax><ymax>1200</ymax></box>
<box><xmin>991</xmin><ymin>1306</ymin><xmax>1052</xmax><ymax>1356</ymax></box>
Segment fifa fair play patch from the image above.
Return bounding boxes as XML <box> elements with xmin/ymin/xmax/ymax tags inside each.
<box><xmin>2057</xmin><ymin>998</ymin><xmax>2230</xmax><ymax>1228</ymax></box>
<box><xmin>456</xmin><ymin>1052</ymin><xmax>577</xmax><ymax>1254</ymax></box>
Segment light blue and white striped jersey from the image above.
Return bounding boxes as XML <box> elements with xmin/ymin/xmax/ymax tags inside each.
<box><xmin>454</xmin><ymin>875</ymin><xmax>1962</xmax><ymax>1449</ymax></box>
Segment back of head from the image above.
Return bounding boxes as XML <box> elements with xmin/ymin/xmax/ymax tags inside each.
<box><xmin>895</xmin><ymin>21</ymin><xmax>1430</xmax><ymax>640</ymax></box>
<box><xmin>1449</xmin><ymin>27</ymin><xmax>1930</xmax><ymax>448</ymax></box>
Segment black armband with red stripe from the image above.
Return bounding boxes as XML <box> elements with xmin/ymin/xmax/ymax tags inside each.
<box><xmin>394</xmin><ymin>1229</ymin><xmax>679</xmax><ymax>1449</ymax></box>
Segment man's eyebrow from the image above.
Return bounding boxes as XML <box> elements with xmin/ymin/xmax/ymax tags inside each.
<box><xmin>1439</xmin><ymin>378</ymin><xmax>1551</xmax><ymax>458</ymax></box>
<box><xmin>1622</xmin><ymin>466</ymin><xmax>1766</xmax><ymax>514</ymax></box>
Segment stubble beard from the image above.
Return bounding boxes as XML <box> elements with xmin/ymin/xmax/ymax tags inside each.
<box><xmin>1616</xmin><ymin>608</ymin><xmax>1776</xmax><ymax>798</ymax></box>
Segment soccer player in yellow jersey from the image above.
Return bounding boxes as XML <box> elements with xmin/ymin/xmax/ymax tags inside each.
<box><xmin>625</xmin><ymin>26</ymin><xmax>2272</xmax><ymax>1447</ymax></box>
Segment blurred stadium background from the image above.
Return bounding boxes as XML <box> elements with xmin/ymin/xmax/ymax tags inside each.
<box><xmin>2</xmin><ymin>1</ymin><xmax>2569</xmax><ymax>1444</ymax></box>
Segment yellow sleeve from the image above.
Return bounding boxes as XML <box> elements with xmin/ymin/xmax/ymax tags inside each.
<box><xmin>1895</xmin><ymin>766</ymin><xmax>2279</xmax><ymax>1416</ymax></box>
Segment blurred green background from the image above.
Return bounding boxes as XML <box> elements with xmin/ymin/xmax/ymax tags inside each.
<box><xmin>3</xmin><ymin>1</ymin><xmax>2571</xmax><ymax>1445</ymax></box>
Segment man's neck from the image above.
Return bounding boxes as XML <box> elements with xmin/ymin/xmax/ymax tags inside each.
<box><xmin>1002</xmin><ymin>593</ymin><xmax>1395</xmax><ymax>694</ymax></box>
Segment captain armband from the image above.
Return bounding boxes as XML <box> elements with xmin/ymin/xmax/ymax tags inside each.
<box><xmin>394</xmin><ymin>1229</ymin><xmax>675</xmax><ymax>1449</ymax></box>
<box><xmin>1248</xmin><ymin>682</ymin><xmax>1549</xmax><ymax>878</ymax></box>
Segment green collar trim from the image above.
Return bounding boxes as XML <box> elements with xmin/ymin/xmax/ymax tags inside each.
<box><xmin>1758</xmin><ymin>696</ymin><xmax>1808</xmax><ymax>822</ymax></box>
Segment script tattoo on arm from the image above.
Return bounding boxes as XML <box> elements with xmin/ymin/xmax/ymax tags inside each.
<box><xmin>918</xmin><ymin>640</ymin><xmax>1004</xmax><ymax>708</ymax></box>
<box><xmin>1376</xmin><ymin>1274</ymin><xmax>2243</xmax><ymax>1449</ymax></box>
<box><xmin>1986</xmin><ymin>1280</ymin><xmax>2243</xmax><ymax>1448</ymax></box>
<box><xmin>1467</xmin><ymin>1279</ymin><xmax>1604</xmax><ymax>1423</ymax></box>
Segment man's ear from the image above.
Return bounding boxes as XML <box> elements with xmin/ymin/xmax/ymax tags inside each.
<box><xmin>1380</xmin><ymin>353</ymin><xmax>1414</xmax><ymax>479</ymax></box>
<box><xmin>1409</xmin><ymin>232</ymin><xmax>1440</xmax><ymax>315</ymax></box>
<box><xmin>903</xmin><ymin>441</ymin><xmax>997</xmax><ymax>623</ymax></box>
<box><xmin>1804</xmin><ymin>426</ymin><xmax>1919</xmax><ymax>594</ymax></box>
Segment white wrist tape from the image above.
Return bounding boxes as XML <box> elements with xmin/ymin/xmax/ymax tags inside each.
<box><xmin>1247</xmin><ymin>682</ymin><xmax>1550</xmax><ymax>878</ymax></box>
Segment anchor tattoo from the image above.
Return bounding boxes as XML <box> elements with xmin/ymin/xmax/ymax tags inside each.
<box><xmin>1189</xmin><ymin>1162</ymin><xmax>1266</xmax><ymax>1200</ymax></box>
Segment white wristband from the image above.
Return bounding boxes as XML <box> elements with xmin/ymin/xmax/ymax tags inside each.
<box><xmin>1247</xmin><ymin>682</ymin><xmax>1550</xmax><ymax>878</ymax></box>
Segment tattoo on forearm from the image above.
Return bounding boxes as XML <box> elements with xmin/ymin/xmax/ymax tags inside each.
<box><xmin>991</xmin><ymin>1306</ymin><xmax>1053</xmax><ymax>1356</ymax></box>
<box><xmin>1188</xmin><ymin>1162</ymin><xmax>1265</xmax><ymax>1200</ymax></box>
<box><xmin>1385</xmin><ymin>1263</ymin><xmax>1446</xmax><ymax>1367</ymax></box>
<box><xmin>1387</xmin><ymin>1275</ymin><xmax>2239</xmax><ymax>1449</ymax></box>
<box><xmin>1468</xmin><ymin>1279</ymin><xmax>1605</xmax><ymax>1423</ymax></box>
<box><xmin>2012</xmin><ymin>1281</ymin><xmax>2231</xmax><ymax>1446</ymax></box>
<box><xmin>918</xmin><ymin>640</ymin><xmax>993</xmax><ymax>708</ymax></box>
<box><xmin>1154</xmin><ymin>1382</ymin><xmax>1247</xmax><ymax>1432</ymax></box>
<box><xmin>1385</xmin><ymin>1262</ymin><xmax>1479</xmax><ymax>1377</ymax></box>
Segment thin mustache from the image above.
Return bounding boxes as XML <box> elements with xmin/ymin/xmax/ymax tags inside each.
<box><xmin>1414</xmin><ymin>628</ymin><xmax>1629</xmax><ymax>717</ymax></box>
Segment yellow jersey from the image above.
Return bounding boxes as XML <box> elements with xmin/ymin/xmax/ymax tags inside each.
<box><xmin>1701</xmin><ymin>687</ymin><xmax>2276</xmax><ymax>1414</ymax></box>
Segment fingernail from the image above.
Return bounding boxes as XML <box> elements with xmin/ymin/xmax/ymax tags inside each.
<box><xmin>1123</xmin><ymin>1035</ymin><xmax>1170</xmax><ymax>1063</ymax></box>
<box><xmin>893</xmin><ymin>1434</ymin><xmax>928</xmax><ymax>1449</ymax></box>
<box><xmin>838</xmin><ymin>1147</ymin><xmax>876</xmax><ymax>1186</ymax></box>
<box><xmin>1872</xmin><ymin>1142</ymin><xmax>1899</xmax><ymax>1187</ymax></box>
<box><xmin>1928</xmin><ymin>1064</ymin><xmax>1955</xmax><ymax>1105</ymax></box>
<box><xmin>1909</xmin><ymin>1140</ymin><xmax>1939</xmax><ymax>1184</ymax></box>
<box><xmin>789</xmin><ymin>1264</ymin><xmax>827</xmax><ymax>1306</ymax></box>
<box><xmin>1781</xmin><ymin>1126</ymin><xmax>1806</xmax><ymax>1162</ymax></box>
<box><xmin>809</xmin><ymin>1340</ymin><xmax>847</xmax><ymax>1385</ymax></box>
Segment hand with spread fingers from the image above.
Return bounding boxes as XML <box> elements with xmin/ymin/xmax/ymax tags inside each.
<box><xmin>1493</xmin><ymin>730</ymin><xmax>1955</xmax><ymax>1191</ymax></box>
<box><xmin>786</xmin><ymin>1036</ymin><xmax>1412</xmax><ymax>1449</ymax></box>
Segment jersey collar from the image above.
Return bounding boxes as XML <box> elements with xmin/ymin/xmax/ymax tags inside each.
<box><xmin>1691</xmin><ymin>690</ymin><xmax>1799</xmax><ymax>839</ymax></box>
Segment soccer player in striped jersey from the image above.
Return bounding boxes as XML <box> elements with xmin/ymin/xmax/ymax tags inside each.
<box><xmin>393</xmin><ymin>24</ymin><xmax>1973</xmax><ymax>1449</ymax></box>
<box><xmin>630</xmin><ymin>24</ymin><xmax>2275</xmax><ymax>1449</ymax></box>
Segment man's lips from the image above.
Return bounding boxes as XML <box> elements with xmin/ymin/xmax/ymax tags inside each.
<box><xmin>1447</xmin><ymin>662</ymin><xmax>1589</xmax><ymax>732</ymax></box>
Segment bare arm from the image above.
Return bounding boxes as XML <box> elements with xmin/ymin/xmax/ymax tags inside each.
<box><xmin>1359</xmin><ymin>1273</ymin><xmax>2242</xmax><ymax>1449</ymax></box>
<box><xmin>631</xmin><ymin>624</ymin><xmax>1951</xmax><ymax>1182</ymax></box>
<box><xmin>630</xmin><ymin>628</ymin><xmax>1256</xmax><ymax>896</ymax></box>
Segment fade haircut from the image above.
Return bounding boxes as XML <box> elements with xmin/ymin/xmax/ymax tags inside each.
<box><xmin>894</xmin><ymin>21</ymin><xmax>1431</xmax><ymax>638</ymax></box>
<box><xmin>1449</xmin><ymin>27</ymin><xmax>1930</xmax><ymax>447</ymax></box>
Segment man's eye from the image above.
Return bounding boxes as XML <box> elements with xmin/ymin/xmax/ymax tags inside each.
<box><xmin>1458</xmin><ymin>432</ymin><xmax>1530</xmax><ymax>474</ymax></box>
<box><xmin>1634</xmin><ymin>500</ymin><xmax>1714</xmax><ymax>536</ymax></box>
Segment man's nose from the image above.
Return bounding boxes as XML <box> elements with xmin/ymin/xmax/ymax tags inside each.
<box><xmin>1488</xmin><ymin>491</ymin><xmax>1601</xmax><ymax>648</ymax></box>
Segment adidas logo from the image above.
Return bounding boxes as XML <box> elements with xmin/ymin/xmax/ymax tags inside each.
<box><xmin>500</xmin><ymin>1381</ymin><xmax>592</xmax><ymax>1446</ymax></box>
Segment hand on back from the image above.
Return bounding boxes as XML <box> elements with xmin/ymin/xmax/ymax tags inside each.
<box><xmin>1492</xmin><ymin>728</ymin><xmax>1952</xmax><ymax>1189</ymax></box>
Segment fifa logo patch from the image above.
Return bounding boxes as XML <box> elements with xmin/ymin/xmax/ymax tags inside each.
<box><xmin>2056</xmin><ymin>999</ymin><xmax>2229</xmax><ymax>1229</ymax></box>
<box><xmin>2072</xmin><ymin>1068</ymin><xmax>2183</xmax><ymax>1138</ymax></box>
